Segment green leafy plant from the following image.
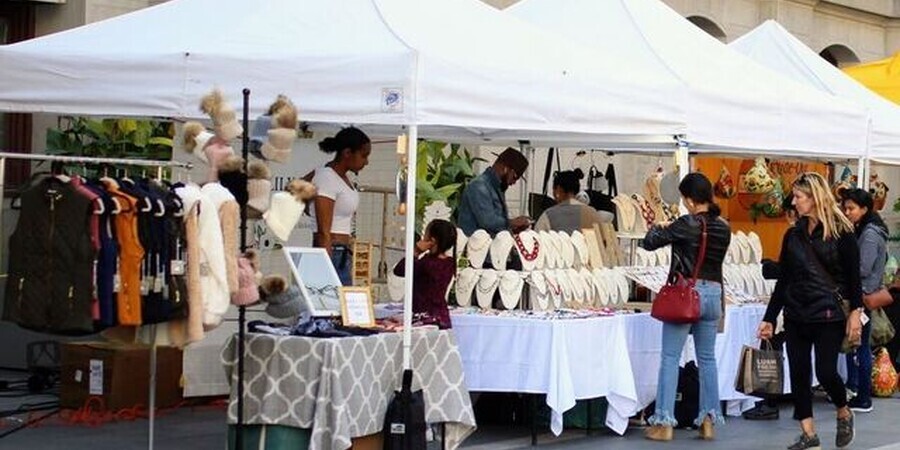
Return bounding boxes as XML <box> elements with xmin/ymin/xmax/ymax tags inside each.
<box><xmin>414</xmin><ymin>140</ymin><xmax>484</xmax><ymax>232</ymax></box>
<box><xmin>46</xmin><ymin>117</ymin><xmax>174</xmax><ymax>161</ymax></box>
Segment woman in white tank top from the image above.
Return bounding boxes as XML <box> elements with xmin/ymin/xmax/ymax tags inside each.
<box><xmin>307</xmin><ymin>127</ymin><xmax>371</xmax><ymax>286</ymax></box>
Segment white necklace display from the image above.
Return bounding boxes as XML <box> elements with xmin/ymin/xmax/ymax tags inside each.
<box><xmin>544</xmin><ymin>270</ymin><xmax>563</xmax><ymax>308</ymax></box>
<box><xmin>490</xmin><ymin>231</ymin><xmax>515</xmax><ymax>271</ymax></box>
<box><xmin>566</xmin><ymin>268</ymin><xmax>586</xmax><ymax>304</ymax></box>
<box><xmin>556</xmin><ymin>231</ymin><xmax>576</xmax><ymax>269</ymax></box>
<box><xmin>498</xmin><ymin>270</ymin><xmax>524</xmax><ymax>310</ymax></box>
<box><xmin>475</xmin><ymin>269</ymin><xmax>500</xmax><ymax>309</ymax></box>
<box><xmin>656</xmin><ymin>247</ymin><xmax>671</xmax><ymax>266</ymax></box>
<box><xmin>633</xmin><ymin>247</ymin><xmax>648</xmax><ymax>267</ymax></box>
<box><xmin>725</xmin><ymin>235</ymin><xmax>737</xmax><ymax>264</ymax></box>
<box><xmin>538</xmin><ymin>230</ymin><xmax>558</xmax><ymax>270</ymax></box>
<box><xmin>528</xmin><ymin>271</ymin><xmax>550</xmax><ymax>311</ymax></box>
<box><xmin>515</xmin><ymin>230</ymin><xmax>543</xmax><ymax>271</ymax></box>
<box><xmin>455</xmin><ymin>267</ymin><xmax>479</xmax><ymax>307</ymax></box>
<box><xmin>592</xmin><ymin>268</ymin><xmax>611</xmax><ymax>306</ymax></box>
<box><xmin>556</xmin><ymin>269</ymin><xmax>575</xmax><ymax>304</ymax></box>
<box><xmin>579</xmin><ymin>267</ymin><xmax>597</xmax><ymax>307</ymax></box>
<box><xmin>451</xmin><ymin>228</ymin><xmax>468</xmax><ymax>258</ymax></box>
<box><xmin>582</xmin><ymin>228</ymin><xmax>605</xmax><ymax>270</ymax></box>
<box><xmin>570</xmin><ymin>230</ymin><xmax>590</xmax><ymax>268</ymax></box>
<box><xmin>735</xmin><ymin>231</ymin><xmax>751</xmax><ymax>265</ymax></box>
<box><xmin>612</xmin><ymin>195</ymin><xmax>636</xmax><ymax>233</ymax></box>
<box><xmin>612</xmin><ymin>267</ymin><xmax>630</xmax><ymax>304</ymax></box>
<box><xmin>466</xmin><ymin>229</ymin><xmax>491</xmax><ymax>269</ymax></box>
<box><xmin>748</xmin><ymin>231</ymin><xmax>763</xmax><ymax>264</ymax></box>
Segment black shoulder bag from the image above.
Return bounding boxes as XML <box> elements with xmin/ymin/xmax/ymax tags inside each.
<box><xmin>801</xmin><ymin>236</ymin><xmax>858</xmax><ymax>352</ymax></box>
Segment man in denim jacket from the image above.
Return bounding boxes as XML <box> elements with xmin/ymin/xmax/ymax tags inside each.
<box><xmin>457</xmin><ymin>148</ymin><xmax>531</xmax><ymax>237</ymax></box>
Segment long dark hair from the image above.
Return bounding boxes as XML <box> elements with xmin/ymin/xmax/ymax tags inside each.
<box><xmin>842</xmin><ymin>188</ymin><xmax>888</xmax><ymax>237</ymax></box>
<box><xmin>679</xmin><ymin>172</ymin><xmax>721</xmax><ymax>217</ymax></box>
<box><xmin>426</xmin><ymin>219</ymin><xmax>457</xmax><ymax>255</ymax></box>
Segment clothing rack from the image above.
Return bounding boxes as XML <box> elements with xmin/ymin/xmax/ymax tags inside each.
<box><xmin>0</xmin><ymin>152</ymin><xmax>192</xmax><ymax>450</ymax></box>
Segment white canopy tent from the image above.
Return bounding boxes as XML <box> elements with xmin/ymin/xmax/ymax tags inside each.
<box><xmin>730</xmin><ymin>20</ymin><xmax>900</xmax><ymax>167</ymax></box>
<box><xmin>507</xmin><ymin>0</ymin><xmax>870</xmax><ymax>158</ymax></box>
<box><xmin>0</xmin><ymin>0</ymin><xmax>689</xmax><ymax>147</ymax></box>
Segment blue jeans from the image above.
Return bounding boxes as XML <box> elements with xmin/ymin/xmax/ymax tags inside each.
<box><xmin>845</xmin><ymin>320</ymin><xmax>872</xmax><ymax>404</ymax></box>
<box><xmin>330</xmin><ymin>245</ymin><xmax>352</xmax><ymax>286</ymax></box>
<box><xmin>649</xmin><ymin>280</ymin><xmax>724</xmax><ymax>427</ymax></box>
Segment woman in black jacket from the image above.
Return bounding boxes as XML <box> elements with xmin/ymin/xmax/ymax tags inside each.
<box><xmin>641</xmin><ymin>173</ymin><xmax>731</xmax><ymax>442</ymax></box>
<box><xmin>758</xmin><ymin>172</ymin><xmax>862</xmax><ymax>450</ymax></box>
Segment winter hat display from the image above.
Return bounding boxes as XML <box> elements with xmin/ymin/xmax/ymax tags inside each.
<box><xmin>231</xmin><ymin>250</ymin><xmax>260</xmax><ymax>306</ymax></box>
<box><xmin>260</xmin><ymin>95</ymin><xmax>299</xmax><ymax>163</ymax></box>
<box><xmin>263</xmin><ymin>179</ymin><xmax>317</xmax><ymax>242</ymax></box>
<box><xmin>200</xmin><ymin>89</ymin><xmax>243</xmax><ymax>141</ymax></box>
<box><xmin>217</xmin><ymin>156</ymin><xmax>249</xmax><ymax>206</ymax></box>
<box><xmin>260</xmin><ymin>275</ymin><xmax>303</xmax><ymax>319</ymax></box>
<box><xmin>182</xmin><ymin>121</ymin><xmax>214</xmax><ymax>157</ymax></box>
<box><xmin>247</xmin><ymin>161</ymin><xmax>272</xmax><ymax>218</ymax></box>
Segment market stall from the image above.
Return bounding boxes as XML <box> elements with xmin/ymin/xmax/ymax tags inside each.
<box><xmin>844</xmin><ymin>51</ymin><xmax>900</xmax><ymax>105</ymax></box>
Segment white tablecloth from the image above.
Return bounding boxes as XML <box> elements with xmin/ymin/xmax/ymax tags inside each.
<box><xmin>451</xmin><ymin>314</ymin><xmax>639</xmax><ymax>436</ymax></box>
<box><xmin>623</xmin><ymin>304</ymin><xmax>767</xmax><ymax>416</ymax></box>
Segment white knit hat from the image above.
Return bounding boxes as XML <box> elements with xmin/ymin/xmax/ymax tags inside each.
<box><xmin>263</xmin><ymin>191</ymin><xmax>303</xmax><ymax>242</ymax></box>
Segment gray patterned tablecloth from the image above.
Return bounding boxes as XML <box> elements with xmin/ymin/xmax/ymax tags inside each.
<box><xmin>222</xmin><ymin>329</ymin><xmax>476</xmax><ymax>450</ymax></box>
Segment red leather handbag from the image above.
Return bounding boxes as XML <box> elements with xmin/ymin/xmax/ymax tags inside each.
<box><xmin>651</xmin><ymin>217</ymin><xmax>707</xmax><ymax>324</ymax></box>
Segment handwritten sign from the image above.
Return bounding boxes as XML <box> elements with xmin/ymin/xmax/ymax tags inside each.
<box><xmin>340</xmin><ymin>287</ymin><xmax>375</xmax><ymax>327</ymax></box>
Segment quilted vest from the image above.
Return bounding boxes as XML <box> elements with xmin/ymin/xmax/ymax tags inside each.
<box><xmin>3</xmin><ymin>179</ymin><xmax>95</xmax><ymax>334</ymax></box>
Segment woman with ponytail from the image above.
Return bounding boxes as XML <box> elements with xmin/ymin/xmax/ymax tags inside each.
<box><xmin>758</xmin><ymin>172</ymin><xmax>861</xmax><ymax>450</ymax></box>
<box><xmin>641</xmin><ymin>172</ymin><xmax>732</xmax><ymax>442</ymax></box>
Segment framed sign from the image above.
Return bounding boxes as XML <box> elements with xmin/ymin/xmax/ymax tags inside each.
<box><xmin>339</xmin><ymin>286</ymin><xmax>375</xmax><ymax>327</ymax></box>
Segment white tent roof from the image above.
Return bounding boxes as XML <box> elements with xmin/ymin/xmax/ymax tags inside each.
<box><xmin>730</xmin><ymin>20</ymin><xmax>900</xmax><ymax>165</ymax></box>
<box><xmin>508</xmin><ymin>0</ymin><xmax>870</xmax><ymax>158</ymax></box>
<box><xmin>0</xmin><ymin>0</ymin><xmax>689</xmax><ymax>147</ymax></box>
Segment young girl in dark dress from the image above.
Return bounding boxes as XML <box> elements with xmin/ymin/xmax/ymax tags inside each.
<box><xmin>393</xmin><ymin>219</ymin><xmax>457</xmax><ymax>329</ymax></box>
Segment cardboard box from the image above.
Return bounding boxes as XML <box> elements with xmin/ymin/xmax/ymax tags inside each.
<box><xmin>60</xmin><ymin>341</ymin><xmax>183</xmax><ymax>410</ymax></box>
<box><xmin>351</xmin><ymin>432</ymin><xmax>383</xmax><ymax>450</ymax></box>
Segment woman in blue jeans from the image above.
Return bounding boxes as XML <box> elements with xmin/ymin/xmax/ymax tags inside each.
<box><xmin>641</xmin><ymin>172</ymin><xmax>731</xmax><ymax>441</ymax></box>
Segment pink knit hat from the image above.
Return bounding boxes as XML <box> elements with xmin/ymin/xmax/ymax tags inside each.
<box><xmin>202</xmin><ymin>137</ymin><xmax>235</xmax><ymax>182</ymax></box>
<box><xmin>231</xmin><ymin>252</ymin><xmax>260</xmax><ymax>306</ymax></box>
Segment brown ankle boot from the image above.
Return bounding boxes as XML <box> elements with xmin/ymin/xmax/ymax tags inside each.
<box><xmin>645</xmin><ymin>425</ymin><xmax>674</xmax><ymax>441</ymax></box>
<box><xmin>699</xmin><ymin>417</ymin><xmax>714</xmax><ymax>440</ymax></box>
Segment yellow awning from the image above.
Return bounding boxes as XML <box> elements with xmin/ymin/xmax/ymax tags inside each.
<box><xmin>844</xmin><ymin>52</ymin><xmax>900</xmax><ymax>104</ymax></box>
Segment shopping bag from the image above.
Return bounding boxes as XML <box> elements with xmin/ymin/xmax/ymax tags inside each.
<box><xmin>872</xmin><ymin>347</ymin><xmax>898</xmax><ymax>397</ymax></box>
<box><xmin>735</xmin><ymin>343</ymin><xmax>783</xmax><ymax>397</ymax></box>
<box><xmin>870</xmin><ymin>308</ymin><xmax>896</xmax><ymax>348</ymax></box>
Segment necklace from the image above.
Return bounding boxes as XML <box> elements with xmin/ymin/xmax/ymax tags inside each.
<box><xmin>499</xmin><ymin>271</ymin><xmax>524</xmax><ymax>310</ymax></box>
<box><xmin>491</xmin><ymin>231</ymin><xmax>514</xmax><ymax>271</ymax></box>
<box><xmin>528</xmin><ymin>271</ymin><xmax>548</xmax><ymax>295</ymax></box>
<box><xmin>632</xmin><ymin>193</ymin><xmax>656</xmax><ymax>229</ymax></box>
<box><xmin>476</xmin><ymin>270</ymin><xmax>499</xmax><ymax>309</ymax></box>
<box><xmin>514</xmin><ymin>232</ymin><xmax>540</xmax><ymax>262</ymax></box>
<box><xmin>454</xmin><ymin>268</ymin><xmax>479</xmax><ymax>307</ymax></box>
<box><xmin>466</xmin><ymin>230</ymin><xmax>491</xmax><ymax>252</ymax></box>
<box><xmin>544</xmin><ymin>271</ymin><xmax>562</xmax><ymax>296</ymax></box>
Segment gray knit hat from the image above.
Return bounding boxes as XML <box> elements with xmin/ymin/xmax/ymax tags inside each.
<box><xmin>264</xmin><ymin>285</ymin><xmax>303</xmax><ymax>319</ymax></box>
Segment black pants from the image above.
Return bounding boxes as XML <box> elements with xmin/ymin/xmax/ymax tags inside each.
<box><xmin>784</xmin><ymin>320</ymin><xmax>847</xmax><ymax>421</ymax></box>
<box><xmin>884</xmin><ymin>301</ymin><xmax>900</xmax><ymax>371</ymax></box>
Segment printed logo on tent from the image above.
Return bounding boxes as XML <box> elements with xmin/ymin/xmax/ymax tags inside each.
<box><xmin>382</xmin><ymin>88</ymin><xmax>404</xmax><ymax>113</ymax></box>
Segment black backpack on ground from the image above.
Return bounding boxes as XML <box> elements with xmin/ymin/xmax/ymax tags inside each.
<box><xmin>383</xmin><ymin>369</ymin><xmax>427</xmax><ymax>450</ymax></box>
<box><xmin>642</xmin><ymin>361</ymin><xmax>700</xmax><ymax>429</ymax></box>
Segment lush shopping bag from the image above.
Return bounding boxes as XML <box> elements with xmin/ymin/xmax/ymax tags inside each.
<box><xmin>872</xmin><ymin>347</ymin><xmax>899</xmax><ymax>397</ymax></box>
<box><xmin>870</xmin><ymin>307</ymin><xmax>896</xmax><ymax>348</ymax></box>
<box><xmin>651</xmin><ymin>217</ymin><xmax>706</xmax><ymax>324</ymax></box>
<box><xmin>735</xmin><ymin>342</ymin><xmax>784</xmax><ymax>397</ymax></box>
<box><xmin>382</xmin><ymin>369</ymin><xmax>427</xmax><ymax>450</ymax></box>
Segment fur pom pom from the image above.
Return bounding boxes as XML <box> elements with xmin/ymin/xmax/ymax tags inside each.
<box><xmin>260</xmin><ymin>275</ymin><xmax>287</xmax><ymax>297</ymax></box>
<box><xmin>286</xmin><ymin>179</ymin><xmax>317</xmax><ymax>201</ymax></box>
<box><xmin>247</xmin><ymin>161</ymin><xmax>271</xmax><ymax>180</ymax></box>
<box><xmin>270</xmin><ymin>95</ymin><xmax>298</xmax><ymax>130</ymax></box>
<box><xmin>182</xmin><ymin>121</ymin><xmax>206</xmax><ymax>152</ymax></box>
<box><xmin>218</xmin><ymin>155</ymin><xmax>244</xmax><ymax>174</ymax></box>
<box><xmin>199</xmin><ymin>88</ymin><xmax>226</xmax><ymax>116</ymax></box>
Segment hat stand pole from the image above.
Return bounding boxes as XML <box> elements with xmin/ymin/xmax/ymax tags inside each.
<box><xmin>235</xmin><ymin>87</ymin><xmax>251</xmax><ymax>449</ymax></box>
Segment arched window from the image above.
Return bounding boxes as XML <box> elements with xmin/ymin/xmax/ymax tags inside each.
<box><xmin>819</xmin><ymin>44</ymin><xmax>860</xmax><ymax>68</ymax></box>
<box><xmin>686</xmin><ymin>15</ymin><xmax>727</xmax><ymax>42</ymax></box>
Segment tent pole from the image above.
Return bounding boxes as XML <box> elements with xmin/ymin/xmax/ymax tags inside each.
<box><xmin>518</xmin><ymin>141</ymin><xmax>528</xmax><ymax>217</ymax></box>
<box><xmin>235</xmin><ymin>87</ymin><xmax>251</xmax><ymax>449</ymax></box>
<box><xmin>676</xmin><ymin>138</ymin><xmax>690</xmax><ymax>215</ymax></box>
<box><xmin>858</xmin><ymin>157</ymin><xmax>868</xmax><ymax>190</ymax></box>
<box><xmin>402</xmin><ymin>125</ymin><xmax>418</xmax><ymax>371</ymax></box>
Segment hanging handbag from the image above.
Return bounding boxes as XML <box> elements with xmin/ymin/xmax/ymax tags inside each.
<box><xmin>528</xmin><ymin>148</ymin><xmax>559</xmax><ymax>219</ymax></box>
<box><xmin>801</xmin><ymin>237</ymin><xmax>859</xmax><ymax>353</ymax></box>
<box><xmin>870</xmin><ymin>307</ymin><xmax>896</xmax><ymax>347</ymax></box>
<box><xmin>651</xmin><ymin>216</ymin><xmax>707</xmax><ymax>324</ymax></box>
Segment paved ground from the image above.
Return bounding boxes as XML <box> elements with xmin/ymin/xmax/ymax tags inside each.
<box><xmin>1</xmin><ymin>386</ymin><xmax>898</xmax><ymax>449</ymax></box>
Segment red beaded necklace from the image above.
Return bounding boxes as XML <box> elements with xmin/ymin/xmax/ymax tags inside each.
<box><xmin>514</xmin><ymin>233</ymin><xmax>540</xmax><ymax>261</ymax></box>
